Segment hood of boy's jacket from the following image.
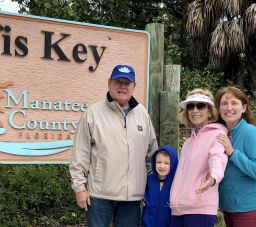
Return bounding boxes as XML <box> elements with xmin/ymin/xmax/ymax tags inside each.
<box><xmin>151</xmin><ymin>145</ymin><xmax>178</xmax><ymax>181</ymax></box>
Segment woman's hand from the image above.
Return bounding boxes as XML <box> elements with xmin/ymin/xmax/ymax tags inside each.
<box><xmin>217</xmin><ymin>134</ymin><xmax>234</xmax><ymax>157</ymax></box>
<box><xmin>195</xmin><ymin>172</ymin><xmax>216</xmax><ymax>194</ymax></box>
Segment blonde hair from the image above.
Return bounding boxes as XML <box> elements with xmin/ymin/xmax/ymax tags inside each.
<box><xmin>179</xmin><ymin>88</ymin><xmax>218</xmax><ymax>128</ymax></box>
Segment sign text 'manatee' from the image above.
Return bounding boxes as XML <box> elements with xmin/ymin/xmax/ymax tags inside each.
<box><xmin>3</xmin><ymin>89</ymin><xmax>88</xmax><ymax>112</ymax></box>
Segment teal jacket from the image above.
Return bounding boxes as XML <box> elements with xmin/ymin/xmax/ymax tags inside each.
<box><xmin>219</xmin><ymin>119</ymin><xmax>256</xmax><ymax>212</ymax></box>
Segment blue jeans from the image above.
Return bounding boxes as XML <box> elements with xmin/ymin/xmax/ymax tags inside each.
<box><xmin>87</xmin><ymin>196</ymin><xmax>140</xmax><ymax>227</ymax></box>
<box><xmin>169</xmin><ymin>214</ymin><xmax>216</xmax><ymax>227</ymax></box>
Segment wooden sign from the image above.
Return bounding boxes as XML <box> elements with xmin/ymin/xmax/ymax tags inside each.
<box><xmin>0</xmin><ymin>12</ymin><xmax>149</xmax><ymax>163</ymax></box>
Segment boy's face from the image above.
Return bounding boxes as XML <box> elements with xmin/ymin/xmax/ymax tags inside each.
<box><xmin>155</xmin><ymin>153</ymin><xmax>171</xmax><ymax>180</ymax></box>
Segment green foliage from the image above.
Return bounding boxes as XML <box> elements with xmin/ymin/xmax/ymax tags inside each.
<box><xmin>0</xmin><ymin>165</ymin><xmax>86</xmax><ymax>226</ymax></box>
<box><xmin>14</xmin><ymin>0</ymin><xmax>168</xmax><ymax>28</ymax></box>
<box><xmin>14</xmin><ymin>0</ymin><xmax>184</xmax><ymax>70</ymax></box>
<box><xmin>16</xmin><ymin>0</ymin><xmax>79</xmax><ymax>20</ymax></box>
<box><xmin>215</xmin><ymin>211</ymin><xmax>225</xmax><ymax>227</ymax></box>
<box><xmin>165</xmin><ymin>28</ymin><xmax>182</xmax><ymax>65</ymax></box>
<box><xmin>180</xmin><ymin>67</ymin><xmax>225</xmax><ymax>99</ymax></box>
<box><xmin>247</xmin><ymin>95</ymin><xmax>256</xmax><ymax>120</ymax></box>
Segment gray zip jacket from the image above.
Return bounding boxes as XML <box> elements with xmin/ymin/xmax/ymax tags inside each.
<box><xmin>69</xmin><ymin>93</ymin><xmax>158</xmax><ymax>201</ymax></box>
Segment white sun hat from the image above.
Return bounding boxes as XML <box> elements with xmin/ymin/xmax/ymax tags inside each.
<box><xmin>179</xmin><ymin>93</ymin><xmax>215</xmax><ymax>109</ymax></box>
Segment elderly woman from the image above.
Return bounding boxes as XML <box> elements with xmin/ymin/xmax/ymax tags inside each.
<box><xmin>169</xmin><ymin>88</ymin><xmax>228</xmax><ymax>227</ymax></box>
<box><xmin>216</xmin><ymin>86</ymin><xmax>256</xmax><ymax>227</ymax></box>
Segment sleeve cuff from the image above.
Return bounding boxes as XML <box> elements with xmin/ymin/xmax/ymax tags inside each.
<box><xmin>71</xmin><ymin>184</ymin><xmax>87</xmax><ymax>193</ymax></box>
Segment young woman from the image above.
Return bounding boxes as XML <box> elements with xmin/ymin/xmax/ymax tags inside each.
<box><xmin>216</xmin><ymin>86</ymin><xmax>256</xmax><ymax>227</ymax></box>
<box><xmin>169</xmin><ymin>88</ymin><xmax>227</xmax><ymax>227</ymax></box>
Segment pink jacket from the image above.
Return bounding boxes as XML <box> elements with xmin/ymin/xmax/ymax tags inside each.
<box><xmin>170</xmin><ymin>123</ymin><xmax>228</xmax><ymax>215</ymax></box>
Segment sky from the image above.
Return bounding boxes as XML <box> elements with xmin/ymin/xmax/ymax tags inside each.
<box><xmin>0</xmin><ymin>0</ymin><xmax>20</xmax><ymax>13</ymax></box>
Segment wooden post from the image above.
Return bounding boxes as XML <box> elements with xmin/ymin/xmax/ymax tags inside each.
<box><xmin>145</xmin><ymin>23</ymin><xmax>164</xmax><ymax>143</ymax></box>
<box><xmin>160</xmin><ymin>65</ymin><xmax>180</xmax><ymax>151</ymax></box>
<box><xmin>163</xmin><ymin>64</ymin><xmax>181</xmax><ymax>92</ymax></box>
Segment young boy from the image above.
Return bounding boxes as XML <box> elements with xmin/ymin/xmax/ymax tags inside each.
<box><xmin>141</xmin><ymin>146</ymin><xmax>178</xmax><ymax>227</ymax></box>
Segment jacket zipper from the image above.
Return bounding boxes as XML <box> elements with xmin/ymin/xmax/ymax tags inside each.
<box><xmin>123</xmin><ymin>112</ymin><xmax>128</xmax><ymax>199</ymax></box>
<box><xmin>124</xmin><ymin>116</ymin><xmax>127</xmax><ymax>128</ymax></box>
<box><xmin>118</xmin><ymin>105</ymin><xmax>129</xmax><ymax>199</ymax></box>
<box><xmin>156</xmin><ymin>183</ymin><xmax>161</xmax><ymax>225</ymax></box>
<box><xmin>182</xmin><ymin>132</ymin><xmax>199</xmax><ymax>169</ymax></box>
<box><xmin>174</xmin><ymin>131</ymin><xmax>199</xmax><ymax>212</ymax></box>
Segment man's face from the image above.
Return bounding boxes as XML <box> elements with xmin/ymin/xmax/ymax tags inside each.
<box><xmin>108</xmin><ymin>78</ymin><xmax>136</xmax><ymax>108</ymax></box>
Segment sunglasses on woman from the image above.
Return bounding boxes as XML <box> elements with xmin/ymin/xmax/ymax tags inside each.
<box><xmin>186</xmin><ymin>103</ymin><xmax>207</xmax><ymax>110</ymax></box>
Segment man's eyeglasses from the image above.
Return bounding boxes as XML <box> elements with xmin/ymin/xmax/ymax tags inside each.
<box><xmin>186</xmin><ymin>103</ymin><xmax>207</xmax><ymax>110</ymax></box>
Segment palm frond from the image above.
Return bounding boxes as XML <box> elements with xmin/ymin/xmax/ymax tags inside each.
<box><xmin>245</xmin><ymin>3</ymin><xmax>256</xmax><ymax>35</ymax></box>
<box><xmin>208</xmin><ymin>54</ymin><xmax>225</xmax><ymax>70</ymax></box>
<box><xmin>186</xmin><ymin>0</ymin><xmax>205</xmax><ymax>37</ymax></box>
<box><xmin>192</xmin><ymin>37</ymin><xmax>208</xmax><ymax>60</ymax></box>
<box><xmin>222</xmin><ymin>0</ymin><xmax>230</xmax><ymax>9</ymax></box>
<box><xmin>227</xmin><ymin>0</ymin><xmax>244</xmax><ymax>15</ymax></box>
<box><xmin>208</xmin><ymin>22</ymin><xmax>230</xmax><ymax>70</ymax></box>
<box><xmin>204</xmin><ymin>0</ymin><xmax>223</xmax><ymax>28</ymax></box>
<box><xmin>227</xmin><ymin>18</ymin><xmax>245</xmax><ymax>53</ymax></box>
<box><xmin>209</xmin><ymin>22</ymin><xmax>228</xmax><ymax>58</ymax></box>
<box><xmin>208</xmin><ymin>50</ymin><xmax>231</xmax><ymax>70</ymax></box>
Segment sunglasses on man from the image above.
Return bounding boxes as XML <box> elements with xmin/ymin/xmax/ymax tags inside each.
<box><xmin>186</xmin><ymin>103</ymin><xmax>207</xmax><ymax>110</ymax></box>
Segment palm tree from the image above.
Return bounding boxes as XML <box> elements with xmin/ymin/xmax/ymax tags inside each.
<box><xmin>186</xmin><ymin>0</ymin><xmax>256</xmax><ymax>92</ymax></box>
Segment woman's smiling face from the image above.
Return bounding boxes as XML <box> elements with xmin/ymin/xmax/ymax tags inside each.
<box><xmin>187</xmin><ymin>102</ymin><xmax>210</xmax><ymax>127</ymax></box>
<box><xmin>219</xmin><ymin>92</ymin><xmax>246</xmax><ymax>129</ymax></box>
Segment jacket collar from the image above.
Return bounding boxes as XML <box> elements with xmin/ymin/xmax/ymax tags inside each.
<box><xmin>231</xmin><ymin>118</ymin><xmax>246</xmax><ymax>135</ymax></box>
<box><xmin>106</xmin><ymin>91</ymin><xmax>139</xmax><ymax>110</ymax></box>
<box><xmin>191</xmin><ymin>123</ymin><xmax>228</xmax><ymax>136</ymax></box>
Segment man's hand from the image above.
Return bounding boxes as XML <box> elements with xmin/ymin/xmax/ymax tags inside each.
<box><xmin>76</xmin><ymin>191</ymin><xmax>91</xmax><ymax>211</ymax></box>
<box><xmin>195</xmin><ymin>172</ymin><xmax>216</xmax><ymax>194</ymax></box>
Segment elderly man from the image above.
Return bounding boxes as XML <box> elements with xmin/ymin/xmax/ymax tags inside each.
<box><xmin>69</xmin><ymin>64</ymin><xmax>158</xmax><ymax>227</ymax></box>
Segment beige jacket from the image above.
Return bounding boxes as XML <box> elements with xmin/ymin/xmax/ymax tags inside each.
<box><xmin>69</xmin><ymin>94</ymin><xmax>158</xmax><ymax>201</ymax></box>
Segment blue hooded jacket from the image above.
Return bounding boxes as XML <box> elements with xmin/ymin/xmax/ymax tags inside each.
<box><xmin>141</xmin><ymin>146</ymin><xmax>178</xmax><ymax>227</ymax></box>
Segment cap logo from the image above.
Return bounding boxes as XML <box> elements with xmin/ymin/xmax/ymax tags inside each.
<box><xmin>111</xmin><ymin>65</ymin><xmax>135</xmax><ymax>82</ymax></box>
<box><xmin>118</xmin><ymin>67</ymin><xmax>131</xmax><ymax>73</ymax></box>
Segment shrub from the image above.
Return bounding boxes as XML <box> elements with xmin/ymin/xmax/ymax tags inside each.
<box><xmin>180</xmin><ymin>67</ymin><xmax>225</xmax><ymax>99</ymax></box>
<box><xmin>0</xmin><ymin>165</ymin><xmax>86</xmax><ymax>226</ymax></box>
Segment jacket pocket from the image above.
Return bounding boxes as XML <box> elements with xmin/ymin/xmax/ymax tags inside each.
<box><xmin>93</xmin><ymin>159</ymin><xmax>103</xmax><ymax>183</ymax></box>
<box><xmin>186</xmin><ymin>177</ymin><xmax>204</xmax><ymax>206</ymax></box>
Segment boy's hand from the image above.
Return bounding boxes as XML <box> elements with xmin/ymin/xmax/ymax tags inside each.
<box><xmin>195</xmin><ymin>172</ymin><xmax>216</xmax><ymax>194</ymax></box>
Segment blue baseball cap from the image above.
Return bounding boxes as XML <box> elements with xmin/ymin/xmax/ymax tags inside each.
<box><xmin>111</xmin><ymin>65</ymin><xmax>135</xmax><ymax>82</ymax></box>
